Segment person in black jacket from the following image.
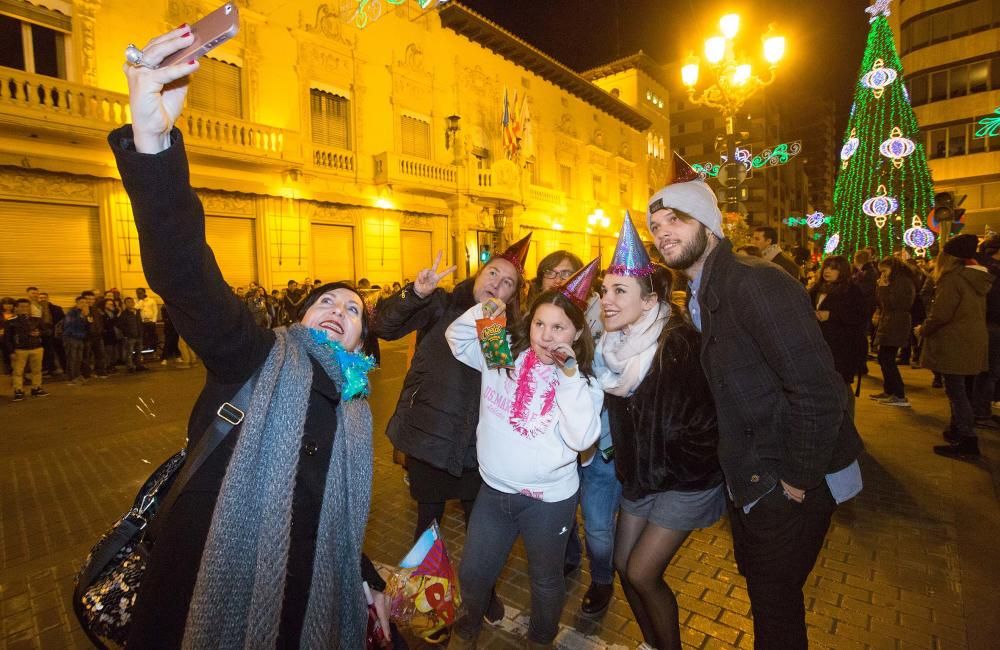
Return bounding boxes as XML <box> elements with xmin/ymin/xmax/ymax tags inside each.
<box><xmin>646</xmin><ymin>155</ymin><xmax>863</xmax><ymax>650</ymax></box>
<box><xmin>809</xmin><ymin>255</ymin><xmax>868</xmax><ymax>421</ymax></box>
<box><xmin>596</xmin><ymin>219</ymin><xmax>722</xmax><ymax>650</ymax></box>
<box><xmin>6</xmin><ymin>299</ymin><xmax>48</xmax><ymax>401</ymax></box>
<box><xmin>112</xmin><ymin>30</ymin><xmax>390</xmax><ymax>648</ymax></box>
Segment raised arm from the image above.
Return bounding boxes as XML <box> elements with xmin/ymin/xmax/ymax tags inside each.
<box><xmin>110</xmin><ymin>29</ymin><xmax>272</xmax><ymax>382</ymax></box>
<box><xmin>374</xmin><ymin>251</ymin><xmax>455</xmax><ymax>340</ymax></box>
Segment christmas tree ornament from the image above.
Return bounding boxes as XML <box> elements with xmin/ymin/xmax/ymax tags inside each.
<box><xmin>903</xmin><ymin>216</ymin><xmax>935</xmax><ymax>256</ymax></box>
<box><xmin>825</xmin><ymin>233</ymin><xmax>841</xmax><ymax>255</ymax></box>
<box><xmin>863</xmin><ymin>185</ymin><xmax>899</xmax><ymax>229</ymax></box>
<box><xmin>840</xmin><ymin>129</ymin><xmax>860</xmax><ymax>169</ymax></box>
<box><xmin>806</xmin><ymin>212</ymin><xmax>826</xmax><ymax>229</ymax></box>
<box><xmin>879</xmin><ymin>127</ymin><xmax>915</xmax><ymax>168</ymax></box>
<box><xmin>862</xmin><ymin>59</ymin><xmax>898</xmax><ymax>99</ymax></box>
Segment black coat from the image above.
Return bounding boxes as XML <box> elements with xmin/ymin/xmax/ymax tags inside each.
<box><xmin>809</xmin><ymin>283</ymin><xmax>868</xmax><ymax>384</ymax></box>
<box><xmin>695</xmin><ymin>241</ymin><xmax>863</xmax><ymax>507</ymax></box>
<box><xmin>109</xmin><ymin>126</ymin><xmax>381</xmax><ymax>649</ymax></box>
<box><xmin>375</xmin><ymin>279</ymin><xmax>481</xmax><ymax>477</ymax></box>
<box><xmin>606</xmin><ymin>316</ymin><xmax>722</xmax><ymax>501</ymax></box>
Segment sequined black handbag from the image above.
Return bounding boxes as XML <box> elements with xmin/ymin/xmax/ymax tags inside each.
<box><xmin>73</xmin><ymin>375</ymin><xmax>255</xmax><ymax>648</ymax></box>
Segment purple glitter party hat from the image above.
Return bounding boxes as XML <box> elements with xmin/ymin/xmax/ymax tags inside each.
<box><xmin>558</xmin><ymin>257</ymin><xmax>601</xmax><ymax>310</ymax></box>
<box><xmin>606</xmin><ymin>211</ymin><xmax>655</xmax><ymax>277</ymax></box>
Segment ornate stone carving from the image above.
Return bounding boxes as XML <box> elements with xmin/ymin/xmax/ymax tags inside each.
<box><xmin>0</xmin><ymin>168</ymin><xmax>95</xmax><ymax>202</ymax></box>
<box><xmin>618</xmin><ymin>142</ymin><xmax>632</xmax><ymax>161</ymax></box>
<box><xmin>491</xmin><ymin>159</ymin><xmax>519</xmax><ymax>192</ymax></box>
<box><xmin>197</xmin><ymin>190</ymin><xmax>254</xmax><ymax>216</ymax></box>
<box><xmin>401</xmin><ymin>213</ymin><xmax>432</xmax><ymax>228</ymax></box>
<box><xmin>556</xmin><ymin>114</ymin><xmax>577</xmax><ymax>138</ymax></box>
<box><xmin>401</xmin><ymin>43</ymin><xmax>425</xmax><ymax>72</ymax></box>
<box><xmin>72</xmin><ymin>0</ymin><xmax>99</xmax><ymax>87</ymax></box>
<box><xmin>591</xmin><ymin>128</ymin><xmax>606</xmax><ymax>149</ymax></box>
<box><xmin>301</xmin><ymin>3</ymin><xmax>356</xmax><ymax>49</ymax></box>
<box><xmin>308</xmin><ymin>201</ymin><xmax>356</xmax><ymax>225</ymax></box>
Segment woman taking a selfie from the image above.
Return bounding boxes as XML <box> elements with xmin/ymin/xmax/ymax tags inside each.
<box><xmin>111</xmin><ymin>27</ymin><xmax>385</xmax><ymax>648</ymax></box>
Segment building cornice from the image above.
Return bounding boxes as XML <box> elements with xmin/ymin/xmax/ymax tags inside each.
<box><xmin>439</xmin><ymin>3</ymin><xmax>651</xmax><ymax>132</ymax></box>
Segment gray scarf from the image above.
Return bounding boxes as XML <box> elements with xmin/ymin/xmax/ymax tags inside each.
<box><xmin>182</xmin><ymin>324</ymin><xmax>373</xmax><ymax>649</ymax></box>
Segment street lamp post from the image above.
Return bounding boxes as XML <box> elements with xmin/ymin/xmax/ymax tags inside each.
<box><xmin>681</xmin><ymin>14</ymin><xmax>786</xmax><ymax>215</ymax></box>
<box><xmin>588</xmin><ymin>208</ymin><xmax>611</xmax><ymax>258</ymax></box>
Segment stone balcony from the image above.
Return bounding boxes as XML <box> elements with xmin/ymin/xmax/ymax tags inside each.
<box><xmin>373</xmin><ymin>151</ymin><xmax>458</xmax><ymax>196</ymax></box>
<box><xmin>0</xmin><ymin>67</ymin><xmax>296</xmax><ymax>170</ymax></box>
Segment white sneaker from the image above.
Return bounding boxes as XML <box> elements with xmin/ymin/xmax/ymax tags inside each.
<box><xmin>879</xmin><ymin>395</ymin><xmax>911</xmax><ymax>407</ymax></box>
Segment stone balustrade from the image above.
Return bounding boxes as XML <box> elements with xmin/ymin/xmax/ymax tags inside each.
<box><xmin>0</xmin><ymin>68</ymin><xmax>131</xmax><ymax>127</ymax></box>
<box><xmin>373</xmin><ymin>151</ymin><xmax>457</xmax><ymax>194</ymax></box>
<box><xmin>312</xmin><ymin>145</ymin><xmax>356</xmax><ymax>173</ymax></box>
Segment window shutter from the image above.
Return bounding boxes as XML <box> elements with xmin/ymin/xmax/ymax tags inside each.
<box><xmin>310</xmin><ymin>89</ymin><xmax>350</xmax><ymax>149</ymax></box>
<box><xmin>188</xmin><ymin>58</ymin><xmax>242</xmax><ymax>118</ymax></box>
<box><xmin>401</xmin><ymin>115</ymin><xmax>431</xmax><ymax>158</ymax></box>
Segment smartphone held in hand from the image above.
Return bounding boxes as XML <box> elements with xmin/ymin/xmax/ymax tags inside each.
<box><xmin>159</xmin><ymin>2</ymin><xmax>239</xmax><ymax>67</ymax></box>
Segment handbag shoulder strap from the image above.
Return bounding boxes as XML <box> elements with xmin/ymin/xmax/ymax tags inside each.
<box><xmin>150</xmin><ymin>372</ymin><xmax>258</xmax><ymax>534</ymax></box>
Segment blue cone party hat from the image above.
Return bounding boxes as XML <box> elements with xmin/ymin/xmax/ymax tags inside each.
<box><xmin>606</xmin><ymin>211</ymin><xmax>655</xmax><ymax>277</ymax></box>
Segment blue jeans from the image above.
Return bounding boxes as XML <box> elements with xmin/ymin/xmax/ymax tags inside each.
<box><xmin>565</xmin><ymin>455</ymin><xmax>622</xmax><ymax>584</ymax></box>
<box><xmin>455</xmin><ymin>485</ymin><xmax>579</xmax><ymax>644</ymax></box>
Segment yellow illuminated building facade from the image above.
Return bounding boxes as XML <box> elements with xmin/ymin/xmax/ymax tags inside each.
<box><xmin>0</xmin><ymin>0</ymin><xmax>668</xmax><ymax>305</ymax></box>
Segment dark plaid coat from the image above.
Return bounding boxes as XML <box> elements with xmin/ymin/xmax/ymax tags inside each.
<box><xmin>694</xmin><ymin>240</ymin><xmax>864</xmax><ymax>507</ymax></box>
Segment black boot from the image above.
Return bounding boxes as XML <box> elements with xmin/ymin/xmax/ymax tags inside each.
<box><xmin>580</xmin><ymin>581</ymin><xmax>614</xmax><ymax>616</ymax></box>
<box><xmin>942</xmin><ymin>428</ymin><xmax>960</xmax><ymax>443</ymax></box>
<box><xmin>934</xmin><ymin>436</ymin><xmax>980</xmax><ymax>459</ymax></box>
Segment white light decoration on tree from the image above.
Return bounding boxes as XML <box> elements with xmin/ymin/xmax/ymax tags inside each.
<box><xmin>903</xmin><ymin>216</ymin><xmax>935</xmax><ymax>257</ymax></box>
<box><xmin>862</xmin><ymin>59</ymin><xmax>897</xmax><ymax>99</ymax></box>
<box><xmin>840</xmin><ymin>129</ymin><xmax>859</xmax><ymax>169</ymax></box>
<box><xmin>880</xmin><ymin>126</ymin><xmax>916</xmax><ymax>168</ymax></box>
<box><xmin>825</xmin><ymin>233</ymin><xmax>841</xmax><ymax>255</ymax></box>
<box><xmin>863</xmin><ymin>184</ymin><xmax>899</xmax><ymax>229</ymax></box>
<box><xmin>865</xmin><ymin>0</ymin><xmax>892</xmax><ymax>23</ymax></box>
<box><xmin>807</xmin><ymin>211</ymin><xmax>826</xmax><ymax>229</ymax></box>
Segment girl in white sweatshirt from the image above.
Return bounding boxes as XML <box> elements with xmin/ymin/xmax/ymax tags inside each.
<box><xmin>445</xmin><ymin>270</ymin><xmax>604</xmax><ymax>649</ymax></box>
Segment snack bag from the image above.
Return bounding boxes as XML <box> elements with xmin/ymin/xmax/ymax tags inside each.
<box><xmin>476</xmin><ymin>313</ymin><xmax>514</xmax><ymax>369</ymax></box>
<box><xmin>384</xmin><ymin>521</ymin><xmax>461</xmax><ymax>641</ymax></box>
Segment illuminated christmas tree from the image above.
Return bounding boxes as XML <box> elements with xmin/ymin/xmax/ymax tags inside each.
<box><xmin>825</xmin><ymin>0</ymin><xmax>935</xmax><ymax>259</ymax></box>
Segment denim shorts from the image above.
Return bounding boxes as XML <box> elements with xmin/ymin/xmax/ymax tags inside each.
<box><xmin>620</xmin><ymin>483</ymin><xmax>726</xmax><ymax>531</ymax></box>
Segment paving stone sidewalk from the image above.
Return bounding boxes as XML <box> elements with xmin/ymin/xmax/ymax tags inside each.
<box><xmin>1</xmin><ymin>345</ymin><xmax>998</xmax><ymax>649</ymax></box>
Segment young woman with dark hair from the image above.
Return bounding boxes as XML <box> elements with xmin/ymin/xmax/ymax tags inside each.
<box><xmin>808</xmin><ymin>255</ymin><xmax>868</xmax><ymax>420</ymax></box>
<box><xmin>871</xmin><ymin>256</ymin><xmax>917</xmax><ymax>407</ymax></box>
<box><xmin>594</xmin><ymin>215</ymin><xmax>723</xmax><ymax>650</ymax></box>
<box><xmin>445</xmin><ymin>266</ymin><xmax>604</xmax><ymax>649</ymax></box>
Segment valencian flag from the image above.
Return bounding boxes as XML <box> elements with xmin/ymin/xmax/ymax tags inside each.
<box><xmin>502</xmin><ymin>87</ymin><xmax>516</xmax><ymax>158</ymax></box>
<box><xmin>384</xmin><ymin>521</ymin><xmax>462</xmax><ymax>640</ymax></box>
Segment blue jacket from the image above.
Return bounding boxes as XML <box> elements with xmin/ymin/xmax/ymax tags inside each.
<box><xmin>62</xmin><ymin>308</ymin><xmax>90</xmax><ymax>340</ymax></box>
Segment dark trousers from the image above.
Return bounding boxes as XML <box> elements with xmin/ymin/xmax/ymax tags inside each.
<box><xmin>877</xmin><ymin>345</ymin><xmax>905</xmax><ymax>397</ymax></box>
<box><xmin>455</xmin><ymin>485</ymin><xmax>578</xmax><ymax>644</ymax></box>
<box><xmin>41</xmin><ymin>335</ymin><xmax>63</xmax><ymax>373</ymax></box>
<box><xmin>63</xmin><ymin>337</ymin><xmax>86</xmax><ymax>380</ymax></box>
<box><xmin>141</xmin><ymin>321</ymin><xmax>159</xmax><ymax>355</ymax></box>
<box><xmin>942</xmin><ymin>374</ymin><xmax>976</xmax><ymax>437</ymax></box>
<box><xmin>973</xmin><ymin>323</ymin><xmax>1000</xmax><ymax>417</ymax></box>
<box><xmin>728</xmin><ymin>482</ymin><xmax>836</xmax><ymax>650</ymax></box>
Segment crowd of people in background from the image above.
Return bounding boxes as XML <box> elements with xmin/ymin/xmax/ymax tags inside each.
<box><xmin>1</xmin><ymin>277</ymin><xmax>408</xmax><ymax>402</ymax></box>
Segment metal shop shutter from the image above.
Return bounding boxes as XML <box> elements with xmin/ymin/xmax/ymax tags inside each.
<box><xmin>204</xmin><ymin>215</ymin><xmax>257</xmax><ymax>288</ymax></box>
<box><xmin>0</xmin><ymin>199</ymin><xmax>103</xmax><ymax>306</ymax></box>
<box><xmin>311</xmin><ymin>223</ymin><xmax>355</xmax><ymax>284</ymax></box>
<box><xmin>400</xmin><ymin>229</ymin><xmax>432</xmax><ymax>285</ymax></box>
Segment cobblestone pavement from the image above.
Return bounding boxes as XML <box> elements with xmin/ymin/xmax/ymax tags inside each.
<box><xmin>2</xmin><ymin>341</ymin><xmax>999</xmax><ymax>649</ymax></box>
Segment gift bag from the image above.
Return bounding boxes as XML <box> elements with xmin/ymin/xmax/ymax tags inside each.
<box><xmin>383</xmin><ymin>521</ymin><xmax>461</xmax><ymax>641</ymax></box>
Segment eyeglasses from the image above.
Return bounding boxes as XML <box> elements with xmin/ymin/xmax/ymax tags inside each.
<box><xmin>542</xmin><ymin>269</ymin><xmax>576</xmax><ymax>280</ymax></box>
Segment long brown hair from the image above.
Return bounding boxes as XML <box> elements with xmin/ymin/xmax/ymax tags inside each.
<box><xmin>475</xmin><ymin>258</ymin><xmax>526</xmax><ymax>322</ymax></box>
<box><xmin>933</xmin><ymin>252</ymin><xmax>963</xmax><ymax>283</ymax></box>
<box><xmin>509</xmin><ymin>290</ymin><xmax>595</xmax><ymax>379</ymax></box>
<box><xmin>810</xmin><ymin>255</ymin><xmax>852</xmax><ymax>295</ymax></box>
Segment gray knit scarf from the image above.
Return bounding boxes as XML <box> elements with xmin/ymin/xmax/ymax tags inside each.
<box><xmin>182</xmin><ymin>324</ymin><xmax>373</xmax><ymax>649</ymax></box>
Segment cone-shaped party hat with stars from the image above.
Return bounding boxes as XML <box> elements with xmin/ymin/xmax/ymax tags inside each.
<box><xmin>671</xmin><ymin>151</ymin><xmax>702</xmax><ymax>183</ymax></box>
<box><xmin>557</xmin><ymin>257</ymin><xmax>601</xmax><ymax>309</ymax></box>
<box><xmin>607</xmin><ymin>212</ymin><xmax>655</xmax><ymax>278</ymax></box>
<box><xmin>496</xmin><ymin>233</ymin><xmax>532</xmax><ymax>276</ymax></box>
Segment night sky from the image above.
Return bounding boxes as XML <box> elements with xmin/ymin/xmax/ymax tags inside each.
<box><xmin>460</xmin><ymin>0</ymin><xmax>875</xmax><ymax>130</ymax></box>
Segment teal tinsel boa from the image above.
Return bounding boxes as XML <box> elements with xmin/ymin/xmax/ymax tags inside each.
<box><xmin>308</xmin><ymin>329</ymin><xmax>376</xmax><ymax>400</ymax></box>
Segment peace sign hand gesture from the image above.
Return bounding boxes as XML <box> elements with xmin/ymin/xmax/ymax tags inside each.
<box><xmin>413</xmin><ymin>250</ymin><xmax>457</xmax><ymax>299</ymax></box>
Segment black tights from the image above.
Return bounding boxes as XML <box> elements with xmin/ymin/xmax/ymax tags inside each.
<box><xmin>414</xmin><ymin>499</ymin><xmax>476</xmax><ymax>542</ymax></box>
<box><xmin>613</xmin><ymin>510</ymin><xmax>691</xmax><ymax>650</ymax></box>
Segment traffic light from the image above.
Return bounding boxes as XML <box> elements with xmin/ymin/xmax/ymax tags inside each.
<box><xmin>479</xmin><ymin>245</ymin><xmax>491</xmax><ymax>264</ymax></box>
<box><xmin>929</xmin><ymin>192</ymin><xmax>967</xmax><ymax>235</ymax></box>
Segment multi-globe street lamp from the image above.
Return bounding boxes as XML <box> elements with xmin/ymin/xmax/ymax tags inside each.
<box><xmin>681</xmin><ymin>13</ymin><xmax>786</xmax><ymax>214</ymax></box>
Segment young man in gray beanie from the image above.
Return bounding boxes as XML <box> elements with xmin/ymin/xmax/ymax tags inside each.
<box><xmin>645</xmin><ymin>161</ymin><xmax>864</xmax><ymax>649</ymax></box>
